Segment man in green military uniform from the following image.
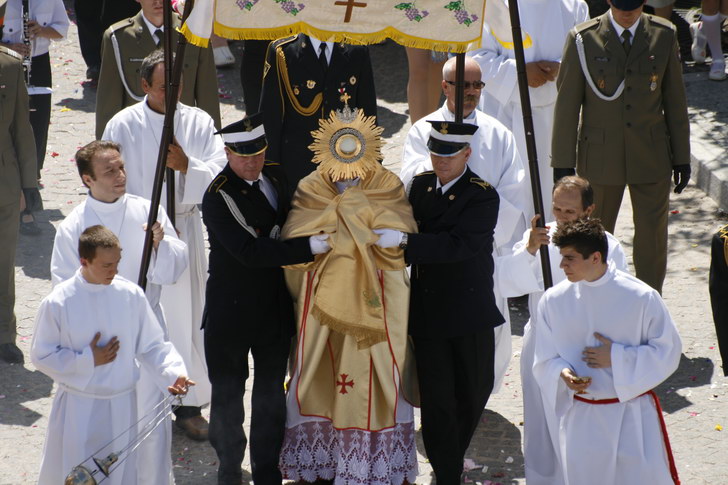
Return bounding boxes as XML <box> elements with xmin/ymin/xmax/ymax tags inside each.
<box><xmin>0</xmin><ymin>0</ymin><xmax>41</xmax><ymax>363</ymax></box>
<box><xmin>95</xmin><ymin>0</ymin><xmax>220</xmax><ymax>139</ymax></box>
<box><xmin>551</xmin><ymin>0</ymin><xmax>690</xmax><ymax>293</ymax></box>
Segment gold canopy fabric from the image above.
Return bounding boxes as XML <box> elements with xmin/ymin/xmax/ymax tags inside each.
<box><xmin>181</xmin><ymin>0</ymin><xmax>488</xmax><ymax>52</ymax></box>
<box><xmin>282</xmin><ymin>164</ymin><xmax>417</xmax><ymax>349</ymax></box>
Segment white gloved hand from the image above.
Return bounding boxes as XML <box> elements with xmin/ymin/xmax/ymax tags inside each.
<box><xmin>309</xmin><ymin>234</ymin><xmax>332</xmax><ymax>255</ymax></box>
<box><xmin>373</xmin><ymin>229</ymin><xmax>403</xmax><ymax>249</ymax></box>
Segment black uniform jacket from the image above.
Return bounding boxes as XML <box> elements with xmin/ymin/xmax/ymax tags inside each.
<box><xmin>406</xmin><ymin>168</ymin><xmax>505</xmax><ymax>339</ymax></box>
<box><xmin>709</xmin><ymin>225</ymin><xmax>728</xmax><ymax>376</ymax></box>
<box><xmin>259</xmin><ymin>34</ymin><xmax>377</xmax><ymax>191</ymax></box>
<box><xmin>201</xmin><ymin>163</ymin><xmax>313</xmax><ymax>343</ymax></box>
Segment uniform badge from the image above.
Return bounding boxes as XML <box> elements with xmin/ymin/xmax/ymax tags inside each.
<box><xmin>307</xmin><ymin>80</ymin><xmax>316</xmax><ymax>89</ymax></box>
<box><xmin>598</xmin><ymin>78</ymin><xmax>606</xmax><ymax>90</ymax></box>
<box><xmin>263</xmin><ymin>60</ymin><xmax>271</xmax><ymax>78</ymax></box>
<box><xmin>294</xmin><ymin>86</ymin><xmax>300</xmax><ymax>95</ymax></box>
<box><xmin>650</xmin><ymin>73</ymin><xmax>658</xmax><ymax>92</ymax></box>
<box><xmin>439</xmin><ymin>123</ymin><xmax>449</xmax><ymax>135</ymax></box>
<box><xmin>349</xmin><ymin>75</ymin><xmax>357</xmax><ymax>85</ymax></box>
<box><xmin>427</xmin><ymin>186</ymin><xmax>432</xmax><ymax>192</ymax></box>
<box><xmin>448</xmin><ymin>194</ymin><xmax>455</xmax><ymax>201</ymax></box>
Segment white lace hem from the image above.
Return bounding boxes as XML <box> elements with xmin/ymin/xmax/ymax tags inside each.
<box><xmin>279</xmin><ymin>420</ymin><xmax>418</xmax><ymax>485</ymax></box>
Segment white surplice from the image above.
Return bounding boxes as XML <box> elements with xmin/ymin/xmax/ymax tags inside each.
<box><xmin>470</xmin><ymin>0</ymin><xmax>589</xmax><ymax>222</ymax></box>
<box><xmin>400</xmin><ymin>104</ymin><xmax>529</xmax><ymax>392</ymax></box>
<box><xmin>31</xmin><ymin>271</ymin><xmax>187</xmax><ymax>485</ymax></box>
<box><xmin>103</xmin><ymin>98</ymin><xmax>227</xmax><ymax>407</ymax></box>
<box><xmin>496</xmin><ymin>222</ymin><xmax>627</xmax><ymax>485</ymax></box>
<box><xmin>50</xmin><ymin>193</ymin><xmax>188</xmax><ymax>485</ymax></box>
<box><xmin>532</xmin><ymin>264</ymin><xmax>681</xmax><ymax>485</ymax></box>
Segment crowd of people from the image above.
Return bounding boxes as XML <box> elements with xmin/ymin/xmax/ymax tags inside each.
<box><xmin>1</xmin><ymin>0</ymin><xmax>726</xmax><ymax>483</ymax></box>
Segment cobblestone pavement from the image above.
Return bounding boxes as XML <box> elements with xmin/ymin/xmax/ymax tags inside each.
<box><xmin>1</xmin><ymin>5</ymin><xmax>727</xmax><ymax>484</ymax></box>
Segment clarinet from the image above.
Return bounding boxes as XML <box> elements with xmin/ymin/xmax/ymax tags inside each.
<box><xmin>21</xmin><ymin>0</ymin><xmax>33</xmax><ymax>87</ymax></box>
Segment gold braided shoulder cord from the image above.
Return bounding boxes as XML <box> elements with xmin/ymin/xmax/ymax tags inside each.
<box><xmin>276</xmin><ymin>46</ymin><xmax>323</xmax><ymax>117</ymax></box>
<box><xmin>719</xmin><ymin>225</ymin><xmax>728</xmax><ymax>267</ymax></box>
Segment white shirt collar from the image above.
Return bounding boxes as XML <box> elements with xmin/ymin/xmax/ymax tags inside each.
<box><xmin>141</xmin><ymin>13</ymin><xmax>164</xmax><ymax>42</ymax></box>
<box><xmin>436</xmin><ymin>166</ymin><xmax>467</xmax><ymax>194</ymax></box>
<box><xmin>307</xmin><ymin>36</ymin><xmax>334</xmax><ymax>65</ymax></box>
<box><xmin>442</xmin><ymin>103</ymin><xmax>478</xmax><ymax>123</ymax></box>
<box><xmin>608</xmin><ymin>10</ymin><xmax>640</xmax><ymax>41</ymax></box>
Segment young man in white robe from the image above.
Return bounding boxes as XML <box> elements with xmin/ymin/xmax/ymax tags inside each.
<box><xmin>102</xmin><ymin>49</ymin><xmax>227</xmax><ymax>438</ymax></box>
<box><xmin>32</xmin><ymin>225</ymin><xmax>193</xmax><ymax>485</ymax></box>
<box><xmin>469</xmin><ymin>0</ymin><xmax>589</xmax><ymax>222</ymax></box>
<box><xmin>496</xmin><ymin>176</ymin><xmax>628</xmax><ymax>485</ymax></box>
<box><xmin>50</xmin><ymin>140</ymin><xmax>188</xmax><ymax>485</ymax></box>
<box><xmin>533</xmin><ymin>218</ymin><xmax>681</xmax><ymax>485</ymax></box>
<box><xmin>400</xmin><ymin>56</ymin><xmax>529</xmax><ymax>393</ymax></box>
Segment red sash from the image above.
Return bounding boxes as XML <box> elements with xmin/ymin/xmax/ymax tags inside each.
<box><xmin>574</xmin><ymin>390</ymin><xmax>680</xmax><ymax>485</ymax></box>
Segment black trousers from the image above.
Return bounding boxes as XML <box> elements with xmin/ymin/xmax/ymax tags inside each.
<box><xmin>28</xmin><ymin>53</ymin><xmax>51</xmax><ymax>177</ymax></box>
<box><xmin>205</xmin><ymin>330</ymin><xmax>290</xmax><ymax>485</ymax></box>
<box><xmin>240</xmin><ymin>40</ymin><xmax>270</xmax><ymax>112</ymax></box>
<box><xmin>413</xmin><ymin>327</ymin><xmax>496</xmax><ymax>485</ymax></box>
<box><xmin>73</xmin><ymin>0</ymin><xmax>140</xmax><ymax>69</ymax></box>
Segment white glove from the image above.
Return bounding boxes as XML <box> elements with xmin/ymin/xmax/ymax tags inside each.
<box><xmin>309</xmin><ymin>234</ymin><xmax>331</xmax><ymax>255</ymax></box>
<box><xmin>373</xmin><ymin>229</ymin><xmax>403</xmax><ymax>249</ymax></box>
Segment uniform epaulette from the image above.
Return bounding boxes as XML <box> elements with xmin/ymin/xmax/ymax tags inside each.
<box><xmin>208</xmin><ymin>174</ymin><xmax>228</xmax><ymax>193</ymax></box>
<box><xmin>272</xmin><ymin>35</ymin><xmax>297</xmax><ymax>49</ymax></box>
<box><xmin>574</xmin><ymin>17</ymin><xmax>599</xmax><ymax>33</ymax></box>
<box><xmin>470</xmin><ymin>177</ymin><xmax>492</xmax><ymax>190</ymax></box>
<box><xmin>647</xmin><ymin>14</ymin><xmax>676</xmax><ymax>31</ymax></box>
<box><xmin>414</xmin><ymin>171</ymin><xmax>434</xmax><ymax>177</ymax></box>
<box><xmin>108</xmin><ymin>17</ymin><xmax>134</xmax><ymax>34</ymax></box>
<box><xmin>0</xmin><ymin>45</ymin><xmax>22</xmax><ymax>61</ymax></box>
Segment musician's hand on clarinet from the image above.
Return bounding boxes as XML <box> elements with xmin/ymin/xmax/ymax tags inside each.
<box><xmin>168</xmin><ymin>376</ymin><xmax>195</xmax><ymax>395</ymax></box>
<box><xmin>6</xmin><ymin>43</ymin><xmax>30</xmax><ymax>57</ymax></box>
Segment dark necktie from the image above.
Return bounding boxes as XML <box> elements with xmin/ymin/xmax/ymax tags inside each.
<box><xmin>318</xmin><ymin>43</ymin><xmax>328</xmax><ymax>71</ymax></box>
<box><xmin>154</xmin><ymin>29</ymin><xmax>164</xmax><ymax>48</ymax></box>
<box><xmin>251</xmin><ymin>180</ymin><xmax>261</xmax><ymax>192</ymax></box>
<box><xmin>436</xmin><ymin>187</ymin><xmax>443</xmax><ymax>197</ymax></box>
<box><xmin>621</xmin><ymin>30</ymin><xmax>632</xmax><ymax>55</ymax></box>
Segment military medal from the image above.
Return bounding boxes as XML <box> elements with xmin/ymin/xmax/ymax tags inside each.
<box><xmin>650</xmin><ymin>74</ymin><xmax>658</xmax><ymax>92</ymax></box>
<box><xmin>427</xmin><ymin>186</ymin><xmax>433</xmax><ymax>192</ymax></box>
<box><xmin>307</xmin><ymin>80</ymin><xmax>316</xmax><ymax>89</ymax></box>
<box><xmin>294</xmin><ymin>86</ymin><xmax>300</xmax><ymax>95</ymax></box>
<box><xmin>349</xmin><ymin>75</ymin><xmax>357</xmax><ymax>85</ymax></box>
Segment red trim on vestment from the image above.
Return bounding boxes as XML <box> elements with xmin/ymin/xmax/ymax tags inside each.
<box><xmin>574</xmin><ymin>391</ymin><xmax>680</xmax><ymax>484</ymax></box>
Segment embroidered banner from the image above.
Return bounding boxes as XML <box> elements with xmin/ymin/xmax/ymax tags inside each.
<box><xmin>181</xmin><ymin>0</ymin><xmax>491</xmax><ymax>52</ymax></box>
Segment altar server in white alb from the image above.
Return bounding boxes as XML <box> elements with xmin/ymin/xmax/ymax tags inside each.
<box><xmin>533</xmin><ymin>219</ymin><xmax>681</xmax><ymax>485</ymax></box>
<box><xmin>103</xmin><ymin>49</ymin><xmax>227</xmax><ymax>437</ymax></box>
<box><xmin>496</xmin><ymin>176</ymin><xmax>628</xmax><ymax>485</ymax></box>
<box><xmin>50</xmin><ymin>140</ymin><xmax>188</xmax><ymax>485</ymax></box>
<box><xmin>32</xmin><ymin>225</ymin><xmax>193</xmax><ymax>485</ymax></box>
<box><xmin>400</xmin><ymin>55</ymin><xmax>529</xmax><ymax>392</ymax></box>
<box><xmin>470</xmin><ymin>0</ymin><xmax>589</xmax><ymax>222</ymax></box>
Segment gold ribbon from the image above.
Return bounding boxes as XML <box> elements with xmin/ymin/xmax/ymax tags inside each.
<box><xmin>276</xmin><ymin>44</ymin><xmax>323</xmax><ymax>117</ymax></box>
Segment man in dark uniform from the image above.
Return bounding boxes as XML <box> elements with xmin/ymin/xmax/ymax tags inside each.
<box><xmin>0</xmin><ymin>0</ymin><xmax>41</xmax><ymax>363</ymax></box>
<box><xmin>551</xmin><ymin>0</ymin><xmax>691</xmax><ymax>293</ymax></box>
<box><xmin>259</xmin><ymin>33</ymin><xmax>377</xmax><ymax>192</ymax></box>
<box><xmin>201</xmin><ymin>114</ymin><xmax>330</xmax><ymax>485</ymax></box>
<box><xmin>95</xmin><ymin>0</ymin><xmax>220</xmax><ymax>138</ymax></box>
<box><xmin>709</xmin><ymin>224</ymin><xmax>728</xmax><ymax>377</ymax></box>
<box><xmin>375</xmin><ymin>121</ymin><xmax>503</xmax><ymax>484</ymax></box>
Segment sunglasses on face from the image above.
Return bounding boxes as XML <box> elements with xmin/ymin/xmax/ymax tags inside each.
<box><xmin>445</xmin><ymin>80</ymin><xmax>486</xmax><ymax>89</ymax></box>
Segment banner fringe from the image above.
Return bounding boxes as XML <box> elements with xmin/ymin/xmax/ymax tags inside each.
<box><xmin>195</xmin><ymin>22</ymin><xmax>482</xmax><ymax>53</ymax></box>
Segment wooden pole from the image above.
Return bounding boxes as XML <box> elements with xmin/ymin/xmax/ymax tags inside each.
<box><xmin>507</xmin><ymin>0</ymin><xmax>553</xmax><ymax>289</ymax></box>
<box><xmin>138</xmin><ymin>0</ymin><xmax>195</xmax><ymax>289</ymax></box>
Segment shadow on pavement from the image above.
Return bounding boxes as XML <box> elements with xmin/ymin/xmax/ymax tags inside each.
<box><xmin>0</xmin><ymin>364</ymin><xmax>53</xmax><ymax>426</ymax></box>
<box><xmin>379</xmin><ymin>104</ymin><xmax>409</xmax><ymax>139</ymax></box>
<box><xmin>56</xmin><ymin>82</ymin><xmax>97</xmax><ymax>114</ymax></box>
<box><xmin>171</xmin><ymin>424</ymin><xmax>246</xmax><ymax>485</ymax></box>
<box><xmin>655</xmin><ymin>353</ymin><xmax>714</xmax><ymax>413</ymax></box>
<box><xmin>415</xmin><ymin>409</ymin><xmax>525</xmax><ymax>484</ymax></box>
<box><xmin>15</xmin><ymin>209</ymin><xmax>62</xmax><ymax>281</ymax></box>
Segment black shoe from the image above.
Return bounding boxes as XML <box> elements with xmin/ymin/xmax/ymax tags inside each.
<box><xmin>86</xmin><ymin>65</ymin><xmax>100</xmax><ymax>82</ymax></box>
<box><xmin>0</xmin><ymin>343</ymin><xmax>24</xmax><ymax>364</ymax></box>
<box><xmin>20</xmin><ymin>219</ymin><xmax>41</xmax><ymax>236</ymax></box>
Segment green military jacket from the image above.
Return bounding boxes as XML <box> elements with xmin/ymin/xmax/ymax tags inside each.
<box><xmin>95</xmin><ymin>12</ymin><xmax>221</xmax><ymax>139</ymax></box>
<box><xmin>0</xmin><ymin>46</ymin><xmax>37</xmax><ymax>207</ymax></box>
<box><xmin>551</xmin><ymin>13</ymin><xmax>690</xmax><ymax>185</ymax></box>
